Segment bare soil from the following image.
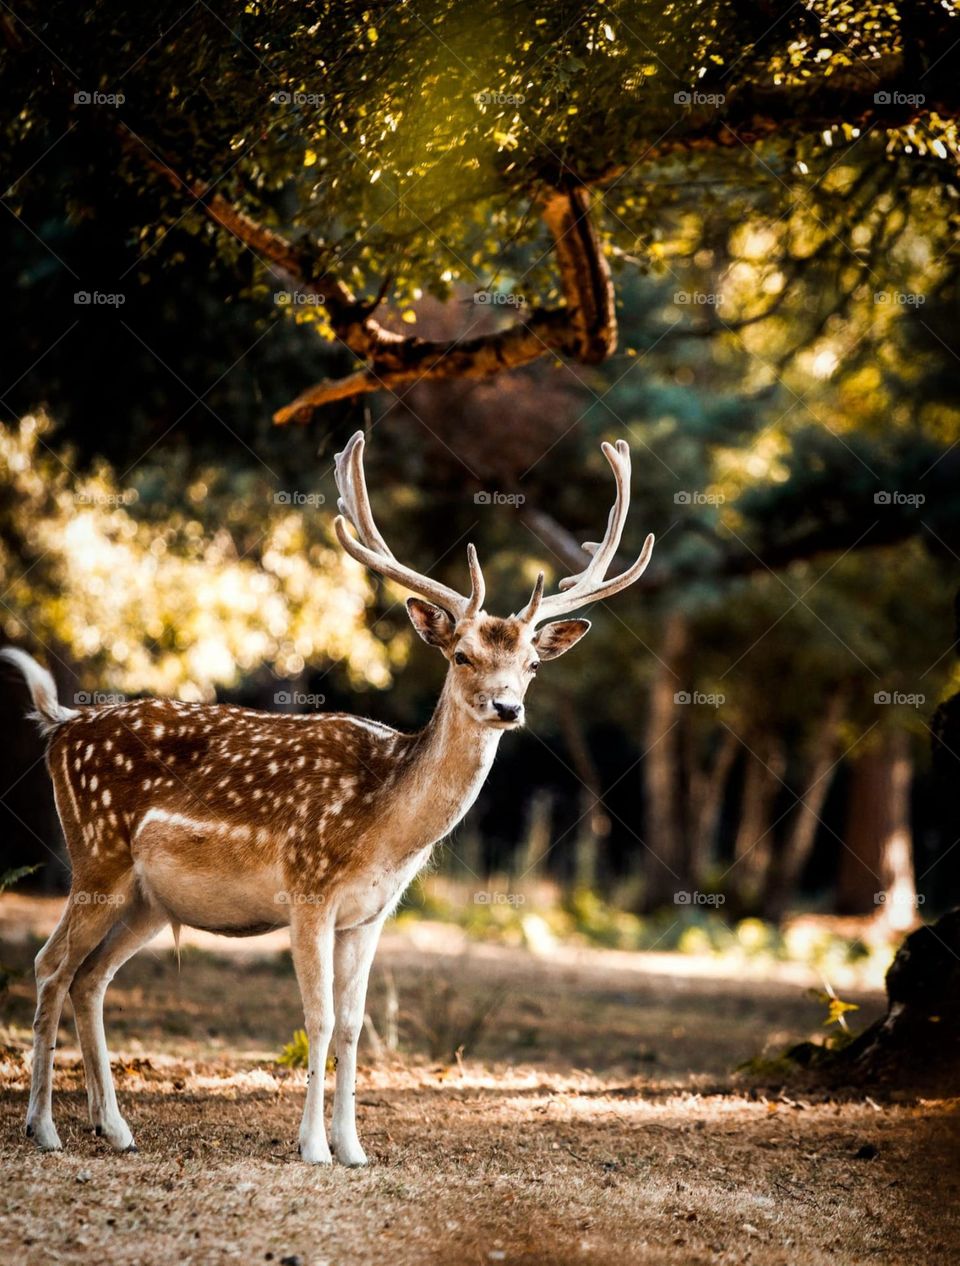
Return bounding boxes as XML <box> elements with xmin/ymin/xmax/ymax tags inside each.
<box><xmin>1</xmin><ymin>897</ymin><xmax>958</xmax><ymax>1266</ymax></box>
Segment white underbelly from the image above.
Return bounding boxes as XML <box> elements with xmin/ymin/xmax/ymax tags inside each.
<box><xmin>135</xmin><ymin>857</ymin><xmax>288</xmax><ymax>933</ymax></box>
<box><xmin>132</xmin><ymin>812</ymin><xmax>287</xmax><ymax>934</ymax></box>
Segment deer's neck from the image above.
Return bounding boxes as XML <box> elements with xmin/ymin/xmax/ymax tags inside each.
<box><xmin>386</xmin><ymin>676</ymin><xmax>502</xmax><ymax>853</ymax></box>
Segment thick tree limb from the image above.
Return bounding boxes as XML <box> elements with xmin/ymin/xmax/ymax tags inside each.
<box><xmin>272</xmin><ymin>185</ymin><xmax>616</xmax><ymax>423</ymax></box>
<box><xmin>122</xmin><ymin>125</ymin><xmax>618</xmax><ymax>421</ymax></box>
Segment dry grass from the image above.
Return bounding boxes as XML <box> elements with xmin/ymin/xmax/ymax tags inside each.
<box><xmin>2</xmin><ymin>897</ymin><xmax>959</xmax><ymax>1265</ymax></box>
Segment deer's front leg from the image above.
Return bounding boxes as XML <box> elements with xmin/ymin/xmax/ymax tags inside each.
<box><xmin>290</xmin><ymin>906</ymin><xmax>336</xmax><ymax>1164</ymax></box>
<box><xmin>331</xmin><ymin>918</ymin><xmax>385</xmax><ymax>1166</ymax></box>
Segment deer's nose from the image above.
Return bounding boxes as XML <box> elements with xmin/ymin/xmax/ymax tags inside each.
<box><xmin>493</xmin><ymin>701</ymin><xmax>521</xmax><ymax>722</ymax></box>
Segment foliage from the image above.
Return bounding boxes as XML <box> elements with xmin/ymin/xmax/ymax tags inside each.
<box><xmin>0</xmin><ymin>865</ymin><xmax>42</xmax><ymax>895</ymax></box>
<box><xmin>276</xmin><ymin>1026</ymin><xmax>309</xmax><ymax>1069</ymax></box>
<box><xmin>0</xmin><ymin>413</ymin><xmax>399</xmax><ymax>695</ymax></box>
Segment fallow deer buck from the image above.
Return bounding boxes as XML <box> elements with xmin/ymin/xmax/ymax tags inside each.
<box><xmin>3</xmin><ymin>431</ymin><xmax>654</xmax><ymax>1165</ymax></box>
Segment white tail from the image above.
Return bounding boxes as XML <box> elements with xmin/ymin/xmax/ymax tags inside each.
<box><xmin>6</xmin><ymin>432</ymin><xmax>653</xmax><ymax>1165</ymax></box>
<box><xmin>0</xmin><ymin>648</ymin><xmax>77</xmax><ymax>732</ymax></box>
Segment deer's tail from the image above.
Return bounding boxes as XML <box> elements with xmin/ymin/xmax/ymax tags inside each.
<box><xmin>0</xmin><ymin>648</ymin><xmax>79</xmax><ymax>734</ymax></box>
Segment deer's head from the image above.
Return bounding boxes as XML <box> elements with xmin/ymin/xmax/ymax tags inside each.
<box><xmin>333</xmin><ymin>432</ymin><xmax>655</xmax><ymax>731</ymax></box>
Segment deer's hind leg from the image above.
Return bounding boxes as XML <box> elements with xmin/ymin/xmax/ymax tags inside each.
<box><xmin>69</xmin><ymin>894</ymin><xmax>166</xmax><ymax>1151</ymax></box>
<box><xmin>27</xmin><ymin>867</ymin><xmax>136</xmax><ymax>1151</ymax></box>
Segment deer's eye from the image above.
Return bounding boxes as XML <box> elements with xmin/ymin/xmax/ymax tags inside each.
<box><xmin>454</xmin><ymin>651</ymin><xmax>472</xmax><ymax>667</ymax></box>
<box><xmin>529</xmin><ymin>661</ymin><xmax>541</xmax><ymax>674</ymax></box>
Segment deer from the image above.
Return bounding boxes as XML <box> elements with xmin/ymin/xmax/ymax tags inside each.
<box><xmin>2</xmin><ymin>430</ymin><xmax>654</xmax><ymax>1166</ymax></box>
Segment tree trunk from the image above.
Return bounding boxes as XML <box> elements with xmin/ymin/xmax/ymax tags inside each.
<box><xmin>688</xmin><ymin>728</ymin><xmax>738</xmax><ymax>890</ymax></box>
<box><xmin>837</xmin><ymin>730</ymin><xmax>917</xmax><ymax>928</ymax></box>
<box><xmin>557</xmin><ymin>696</ymin><xmax>610</xmax><ymax>892</ymax></box>
<box><xmin>519</xmin><ymin>789</ymin><xmax>553</xmax><ymax>884</ymax></box>
<box><xmin>732</xmin><ymin>739</ymin><xmax>786</xmax><ymax>910</ymax></box>
<box><xmin>763</xmin><ymin>692</ymin><xmax>845</xmax><ymax>919</ymax></box>
<box><xmin>640</xmin><ymin>611</ymin><xmax>689</xmax><ymax>910</ymax></box>
<box><xmin>821</xmin><ymin>912</ymin><xmax>960</xmax><ymax>1093</ymax></box>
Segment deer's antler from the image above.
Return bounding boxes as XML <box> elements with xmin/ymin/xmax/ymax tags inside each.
<box><xmin>334</xmin><ymin>431</ymin><xmax>485</xmax><ymax>620</ymax></box>
<box><xmin>516</xmin><ymin>439</ymin><xmax>654</xmax><ymax>623</ymax></box>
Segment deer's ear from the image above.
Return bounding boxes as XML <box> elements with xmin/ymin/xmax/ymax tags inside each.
<box><xmin>533</xmin><ymin>619</ymin><xmax>592</xmax><ymax>661</ymax></box>
<box><xmin>406</xmin><ymin>598</ymin><xmax>457</xmax><ymax>649</ymax></box>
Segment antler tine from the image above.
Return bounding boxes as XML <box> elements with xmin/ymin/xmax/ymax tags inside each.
<box><xmin>332</xmin><ymin>431</ymin><xmax>482</xmax><ymax>618</ymax></box>
<box><xmin>463</xmin><ymin>543</ymin><xmax>486</xmax><ymax>619</ymax></box>
<box><xmin>530</xmin><ymin>438</ymin><xmax>655</xmax><ymax>623</ymax></box>
<box><xmin>515</xmin><ymin>571</ymin><xmax>545</xmax><ymax>623</ymax></box>
<box><xmin>557</xmin><ymin>440</ymin><xmax>630</xmax><ymax>593</ymax></box>
<box><xmin>335</xmin><ymin>432</ymin><xmax>394</xmax><ymax>558</ymax></box>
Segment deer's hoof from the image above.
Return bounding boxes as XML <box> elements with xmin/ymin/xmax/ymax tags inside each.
<box><xmin>27</xmin><ymin>1119</ymin><xmax>62</xmax><ymax>1151</ymax></box>
<box><xmin>298</xmin><ymin>1139</ymin><xmax>332</xmax><ymax>1165</ymax></box>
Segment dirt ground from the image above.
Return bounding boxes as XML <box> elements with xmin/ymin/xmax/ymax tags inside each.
<box><xmin>1</xmin><ymin>897</ymin><xmax>958</xmax><ymax>1266</ymax></box>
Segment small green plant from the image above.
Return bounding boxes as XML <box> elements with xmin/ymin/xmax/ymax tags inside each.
<box><xmin>0</xmin><ymin>864</ymin><xmax>42</xmax><ymax>895</ymax></box>
<box><xmin>277</xmin><ymin>1028</ymin><xmax>310</xmax><ymax>1069</ymax></box>
<box><xmin>810</xmin><ymin>982</ymin><xmax>860</xmax><ymax>1049</ymax></box>
<box><xmin>0</xmin><ymin>865</ymin><xmax>42</xmax><ymax>1003</ymax></box>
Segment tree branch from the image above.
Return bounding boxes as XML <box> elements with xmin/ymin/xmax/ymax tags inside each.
<box><xmin>120</xmin><ymin>125</ymin><xmax>618</xmax><ymax>422</ymax></box>
<box><xmin>272</xmin><ymin>185</ymin><xmax>616</xmax><ymax>423</ymax></box>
